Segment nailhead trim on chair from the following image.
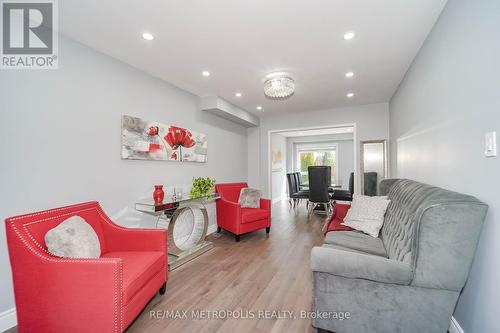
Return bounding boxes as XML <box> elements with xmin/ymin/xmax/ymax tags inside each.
<box><xmin>8</xmin><ymin>202</ymin><xmax>123</xmax><ymax>333</ymax></box>
<box><xmin>8</xmin><ymin>201</ymin><xmax>168</xmax><ymax>332</ymax></box>
<box><xmin>21</xmin><ymin>207</ymin><xmax>95</xmax><ymax>254</ymax></box>
<box><xmin>9</xmin><ymin>202</ymin><xmax>94</xmax><ymax>221</ymax></box>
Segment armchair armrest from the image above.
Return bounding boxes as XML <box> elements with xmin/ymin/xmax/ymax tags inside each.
<box><xmin>97</xmin><ymin>205</ymin><xmax>167</xmax><ymax>253</ymax></box>
<box><xmin>103</xmin><ymin>224</ymin><xmax>167</xmax><ymax>253</ymax></box>
<box><xmin>260</xmin><ymin>198</ymin><xmax>271</xmax><ymax>211</ymax></box>
<box><xmin>310</xmin><ymin>246</ymin><xmax>412</xmax><ymax>285</ymax></box>
<box><xmin>216</xmin><ymin>199</ymin><xmax>241</xmax><ymax>234</ymax></box>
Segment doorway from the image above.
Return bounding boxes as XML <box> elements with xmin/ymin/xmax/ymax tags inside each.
<box><xmin>268</xmin><ymin>124</ymin><xmax>357</xmax><ymax>204</ymax></box>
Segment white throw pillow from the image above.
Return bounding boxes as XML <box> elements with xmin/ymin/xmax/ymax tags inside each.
<box><xmin>45</xmin><ymin>215</ymin><xmax>101</xmax><ymax>258</ymax></box>
<box><xmin>341</xmin><ymin>194</ymin><xmax>391</xmax><ymax>237</ymax></box>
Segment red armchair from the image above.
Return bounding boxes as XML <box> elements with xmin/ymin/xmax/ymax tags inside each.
<box><xmin>5</xmin><ymin>201</ymin><xmax>168</xmax><ymax>333</ymax></box>
<box><xmin>215</xmin><ymin>182</ymin><xmax>271</xmax><ymax>242</ymax></box>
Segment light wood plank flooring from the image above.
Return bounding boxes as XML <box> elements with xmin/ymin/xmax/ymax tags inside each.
<box><xmin>7</xmin><ymin>200</ymin><xmax>327</xmax><ymax>333</ymax></box>
<box><xmin>128</xmin><ymin>200</ymin><xmax>326</xmax><ymax>333</ymax></box>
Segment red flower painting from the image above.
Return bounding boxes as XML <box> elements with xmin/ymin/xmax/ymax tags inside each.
<box><xmin>148</xmin><ymin>126</ymin><xmax>159</xmax><ymax>136</ymax></box>
<box><xmin>164</xmin><ymin>126</ymin><xmax>195</xmax><ymax>150</ymax></box>
<box><xmin>123</xmin><ymin>115</ymin><xmax>207</xmax><ymax>162</ymax></box>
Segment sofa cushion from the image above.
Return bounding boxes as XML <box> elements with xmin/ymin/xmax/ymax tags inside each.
<box><xmin>322</xmin><ymin>244</ymin><xmax>387</xmax><ymax>258</ymax></box>
<box><xmin>241</xmin><ymin>208</ymin><xmax>269</xmax><ymax>224</ymax></box>
<box><xmin>324</xmin><ymin>231</ymin><xmax>388</xmax><ymax>258</ymax></box>
<box><xmin>101</xmin><ymin>251</ymin><xmax>165</xmax><ymax>305</ymax></box>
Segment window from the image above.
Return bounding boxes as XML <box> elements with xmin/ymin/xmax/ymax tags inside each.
<box><xmin>296</xmin><ymin>145</ymin><xmax>338</xmax><ymax>185</ymax></box>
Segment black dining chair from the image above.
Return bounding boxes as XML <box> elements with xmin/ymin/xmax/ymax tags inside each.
<box><xmin>294</xmin><ymin>172</ymin><xmax>308</xmax><ymax>190</ymax></box>
<box><xmin>331</xmin><ymin>172</ymin><xmax>354</xmax><ymax>202</ymax></box>
<box><xmin>307</xmin><ymin>166</ymin><xmax>332</xmax><ymax>215</ymax></box>
<box><xmin>364</xmin><ymin>172</ymin><xmax>378</xmax><ymax>196</ymax></box>
<box><xmin>294</xmin><ymin>172</ymin><xmax>310</xmax><ymax>197</ymax></box>
<box><xmin>286</xmin><ymin>173</ymin><xmax>309</xmax><ymax>207</ymax></box>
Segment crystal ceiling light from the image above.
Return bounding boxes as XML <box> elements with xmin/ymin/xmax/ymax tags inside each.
<box><xmin>263</xmin><ymin>72</ymin><xmax>295</xmax><ymax>99</ymax></box>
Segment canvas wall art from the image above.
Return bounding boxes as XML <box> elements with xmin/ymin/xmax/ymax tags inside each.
<box><xmin>272</xmin><ymin>148</ymin><xmax>283</xmax><ymax>172</ymax></box>
<box><xmin>122</xmin><ymin>115</ymin><xmax>207</xmax><ymax>162</ymax></box>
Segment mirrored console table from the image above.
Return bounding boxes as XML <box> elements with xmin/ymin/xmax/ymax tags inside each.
<box><xmin>135</xmin><ymin>193</ymin><xmax>220</xmax><ymax>270</ymax></box>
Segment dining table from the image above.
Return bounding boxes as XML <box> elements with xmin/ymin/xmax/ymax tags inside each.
<box><xmin>300</xmin><ymin>183</ymin><xmax>343</xmax><ymax>192</ymax></box>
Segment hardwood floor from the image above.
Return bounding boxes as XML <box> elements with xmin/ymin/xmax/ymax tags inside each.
<box><xmin>5</xmin><ymin>200</ymin><xmax>328</xmax><ymax>333</ymax></box>
<box><xmin>128</xmin><ymin>200</ymin><xmax>326</xmax><ymax>333</ymax></box>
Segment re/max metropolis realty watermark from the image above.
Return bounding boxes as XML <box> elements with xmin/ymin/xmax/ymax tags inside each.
<box><xmin>150</xmin><ymin>310</ymin><xmax>352</xmax><ymax>321</ymax></box>
<box><xmin>1</xmin><ymin>0</ymin><xmax>58</xmax><ymax>69</ymax></box>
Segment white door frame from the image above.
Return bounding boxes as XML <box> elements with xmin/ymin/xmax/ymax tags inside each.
<box><xmin>267</xmin><ymin>123</ymin><xmax>358</xmax><ymax>199</ymax></box>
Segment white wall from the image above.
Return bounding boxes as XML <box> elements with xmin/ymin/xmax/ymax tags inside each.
<box><xmin>0</xmin><ymin>36</ymin><xmax>248</xmax><ymax>320</ymax></box>
<box><xmin>270</xmin><ymin>134</ymin><xmax>287</xmax><ymax>202</ymax></box>
<box><xmin>248</xmin><ymin>103</ymin><xmax>389</xmax><ymax>197</ymax></box>
<box><xmin>286</xmin><ymin>133</ymin><xmax>354</xmax><ymax>189</ymax></box>
<box><xmin>389</xmin><ymin>0</ymin><xmax>500</xmax><ymax>332</ymax></box>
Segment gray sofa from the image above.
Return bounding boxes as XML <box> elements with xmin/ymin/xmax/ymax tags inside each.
<box><xmin>310</xmin><ymin>179</ymin><xmax>488</xmax><ymax>333</ymax></box>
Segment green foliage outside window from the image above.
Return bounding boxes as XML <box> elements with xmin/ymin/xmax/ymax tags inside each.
<box><xmin>300</xmin><ymin>152</ymin><xmax>316</xmax><ymax>171</ymax></box>
<box><xmin>323</xmin><ymin>151</ymin><xmax>335</xmax><ymax>169</ymax></box>
<box><xmin>299</xmin><ymin>150</ymin><xmax>336</xmax><ymax>184</ymax></box>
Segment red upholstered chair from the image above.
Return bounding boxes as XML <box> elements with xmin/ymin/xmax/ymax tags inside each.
<box><xmin>5</xmin><ymin>201</ymin><xmax>168</xmax><ymax>333</ymax></box>
<box><xmin>215</xmin><ymin>182</ymin><xmax>271</xmax><ymax>242</ymax></box>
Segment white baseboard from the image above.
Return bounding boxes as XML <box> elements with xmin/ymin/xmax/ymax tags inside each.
<box><xmin>449</xmin><ymin>316</ymin><xmax>464</xmax><ymax>333</ymax></box>
<box><xmin>0</xmin><ymin>308</ymin><xmax>16</xmax><ymax>332</ymax></box>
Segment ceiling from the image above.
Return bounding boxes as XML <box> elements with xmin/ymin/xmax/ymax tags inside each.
<box><xmin>279</xmin><ymin>127</ymin><xmax>354</xmax><ymax>138</ymax></box>
<box><xmin>59</xmin><ymin>0</ymin><xmax>447</xmax><ymax>116</ymax></box>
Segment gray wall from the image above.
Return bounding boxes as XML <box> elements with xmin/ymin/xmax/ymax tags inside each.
<box><xmin>0</xmin><ymin>36</ymin><xmax>248</xmax><ymax>317</ymax></box>
<box><xmin>248</xmin><ymin>103</ymin><xmax>389</xmax><ymax>197</ymax></box>
<box><xmin>247</xmin><ymin>127</ymin><xmax>261</xmax><ymax>190</ymax></box>
<box><xmin>286</xmin><ymin>133</ymin><xmax>354</xmax><ymax>190</ymax></box>
<box><xmin>389</xmin><ymin>0</ymin><xmax>500</xmax><ymax>331</ymax></box>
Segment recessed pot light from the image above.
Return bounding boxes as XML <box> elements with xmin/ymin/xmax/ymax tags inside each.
<box><xmin>343</xmin><ymin>31</ymin><xmax>356</xmax><ymax>40</ymax></box>
<box><xmin>142</xmin><ymin>32</ymin><xmax>154</xmax><ymax>41</ymax></box>
<box><xmin>345</xmin><ymin>71</ymin><xmax>354</xmax><ymax>78</ymax></box>
<box><xmin>346</xmin><ymin>92</ymin><xmax>355</xmax><ymax>98</ymax></box>
<box><xmin>235</xmin><ymin>92</ymin><xmax>242</xmax><ymax>97</ymax></box>
<box><xmin>256</xmin><ymin>106</ymin><xmax>263</xmax><ymax>111</ymax></box>
<box><xmin>202</xmin><ymin>71</ymin><xmax>210</xmax><ymax>77</ymax></box>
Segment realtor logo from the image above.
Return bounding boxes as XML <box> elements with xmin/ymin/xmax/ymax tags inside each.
<box><xmin>1</xmin><ymin>0</ymin><xmax>58</xmax><ymax>69</ymax></box>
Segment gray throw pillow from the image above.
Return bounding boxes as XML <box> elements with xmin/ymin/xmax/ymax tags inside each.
<box><xmin>238</xmin><ymin>188</ymin><xmax>262</xmax><ymax>208</ymax></box>
<box><xmin>45</xmin><ymin>215</ymin><xmax>101</xmax><ymax>258</ymax></box>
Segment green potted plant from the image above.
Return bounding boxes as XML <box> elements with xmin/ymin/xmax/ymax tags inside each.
<box><xmin>189</xmin><ymin>177</ymin><xmax>216</xmax><ymax>199</ymax></box>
